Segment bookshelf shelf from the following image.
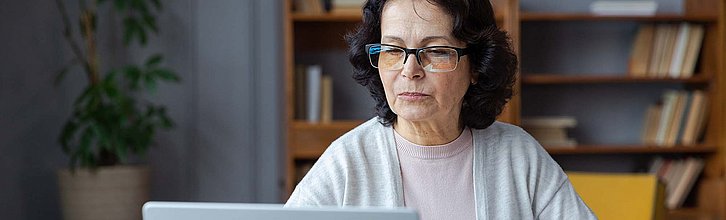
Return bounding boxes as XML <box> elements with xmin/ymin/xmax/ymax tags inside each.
<box><xmin>292</xmin><ymin>12</ymin><xmax>362</xmax><ymax>22</ymax></box>
<box><xmin>520</xmin><ymin>13</ymin><xmax>718</xmax><ymax>22</ymax></box>
<box><xmin>546</xmin><ymin>145</ymin><xmax>718</xmax><ymax>155</ymax></box>
<box><xmin>522</xmin><ymin>74</ymin><xmax>711</xmax><ymax>84</ymax></box>
<box><xmin>292</xmin><ymin>12</ymin><xmax>505</xmax><ymax>22</ymax></box>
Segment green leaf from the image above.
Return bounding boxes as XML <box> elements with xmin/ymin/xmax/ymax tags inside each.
<box><xmin>142</xmin><ymin>14</ymin><xmax>158</xmax><ymax>33</ymax></box>
<box><xmin>59</xmin><ymin>120</ymin><xmax>79</xmax><ymax>153</ymax></box>
<box><xmin>145</xmin><ymin>54</ymin><xmax>163</xmax><ymax>67</ymax></box>
<box><xmin>114</xmin><ymin>0</ymin><xmax>128</xmax><ymax>11</ymax></box>
<box><xmin>122</xmin><ymin>17</ymin><xmax>137</xmax><ymax>45</ymax></box>
<box><xmin>123</xmin><ymin>66</ymin><xmax>142</xmax><ymax>89</ymax></box>
<box><xmin>144</xmin><ymin>73</ymin><xmax>157</xmax><ymax>91</ymax></box>
<box><xmin>152</xmin><ymin>69</ymin><xmax>180</xmax><ymax>82</ymax></box>
<box><xmin>78</xmin><ymin>127</ymin><xmax>95</xmax><ymax>167</ymax></box>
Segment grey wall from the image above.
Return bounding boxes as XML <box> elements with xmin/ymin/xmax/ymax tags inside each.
<box><xmin>0</xmin><ymin>0</ymin><xmax>283</xmax><ymax>219</ymax></box>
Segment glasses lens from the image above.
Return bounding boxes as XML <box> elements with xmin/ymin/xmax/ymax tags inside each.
<box><xmin>378</xmin><ymin>45</ymin><xmax>405</xmax><ymax>70</ymax></box>
<box><xmin>420</xmin><ymin>47</ymin><xmax>458</xmax><ymax>72</ymax></box>
<box><xmin>366</xmin><ymin>44</ymin><xmax>381</xmax><ymax>68</ymax></box>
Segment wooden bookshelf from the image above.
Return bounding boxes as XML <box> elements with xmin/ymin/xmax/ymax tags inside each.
<box><xmin>520</xmin><ymin>0</ymin><xmax>725</xmax><ymax>217</ymax></box>
<box><xmin>522</xmin><ymin>74</ymin><xmax>712</xmax><ymax>84</ymax></box>
<box><xmin>284</xmin><ymin>0</ymin><xmax>725</xmax><ymax>217</ymax></box>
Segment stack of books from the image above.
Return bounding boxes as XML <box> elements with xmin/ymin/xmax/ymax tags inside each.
<box><xmin>590</xmin><ymin>1</ymin><xmax>658</xmax><ymax>16</ymax></box>
<box><xmin>649</xmin><ymin>157</ymin><xmax>705</xmax><ymax>209</ymax></box>
<box><xmin>522</xmin><ymin>116</ymin><xmax>578</xmax><ymax>148</ymax></box>
<box><xmin>628</xmin><ymin>23</ymin><xmax>705</xmax><ymax>78</ymax></box>
<box><xmin>641</xmin><ymin>90</ymin><xmax>709</xmax><ymax>147</ymax></box>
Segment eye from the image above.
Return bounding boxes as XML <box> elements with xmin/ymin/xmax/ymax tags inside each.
<box><xmin>426</xmin><ymin>48</ymin><xmax>454</xmax><ymax>57</ymax></box>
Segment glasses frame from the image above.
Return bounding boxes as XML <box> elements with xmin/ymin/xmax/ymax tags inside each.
<box><xmin>365</xmin><ymin>43</ymin><xmax>469</xmax><ymax>72</ymax></box>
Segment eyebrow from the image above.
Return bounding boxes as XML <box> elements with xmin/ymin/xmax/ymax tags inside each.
<box><xmin>381</xmin><ymin>35</ymin><xmax>454</xmax><ymax>45</ymax></box>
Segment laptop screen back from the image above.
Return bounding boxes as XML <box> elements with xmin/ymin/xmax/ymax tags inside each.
<box><xmin>143</xmin><ymin>202</ymin><xmax>419</xmax><ymax>220</ymax></box>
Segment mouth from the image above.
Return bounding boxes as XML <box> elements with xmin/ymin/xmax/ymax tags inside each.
<box><xmin>397</xmin><ymin>92</ymin><xmax>430</xmax><ymax>101</ymax></box>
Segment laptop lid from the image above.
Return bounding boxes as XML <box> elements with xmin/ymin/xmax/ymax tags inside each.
<box><xmin>143</xmin><ymin>201</ymin><xmax>419</xmax><ymax>220</ymax></box>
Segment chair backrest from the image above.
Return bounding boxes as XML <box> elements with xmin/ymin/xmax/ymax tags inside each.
<box><xmin>567</xmin><ymin>172</ymin><xmax>665</xmax><ymax>220</ymax></box>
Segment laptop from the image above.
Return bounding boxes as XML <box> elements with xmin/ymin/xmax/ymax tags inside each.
<box><xmin>143</xmin><ymin>201</ymin><xmax>419</xmax><ymax>220</ymax></box>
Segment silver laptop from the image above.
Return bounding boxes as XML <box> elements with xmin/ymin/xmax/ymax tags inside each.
<box><xmin>143</xmin><ymin>201</ymin><xmax>419</xmax><ymax>220</ymax></box>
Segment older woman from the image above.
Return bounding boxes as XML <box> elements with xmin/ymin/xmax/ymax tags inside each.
<box><xmin>286</xmin><ymin>0</ymin><xmax>596</xmax><ymax>219</ymax></box>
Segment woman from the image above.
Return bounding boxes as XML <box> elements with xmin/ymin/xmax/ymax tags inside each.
<box><xmin>286</xmin><ymin>0</ymin><xmax>596</xmax><ymax>219</ymax></box>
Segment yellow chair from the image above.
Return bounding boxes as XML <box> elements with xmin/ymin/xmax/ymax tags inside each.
<box><xmin>567</xmin><ymin>172</ymin><xmax>666</xmax><ymax>220</ymax></box>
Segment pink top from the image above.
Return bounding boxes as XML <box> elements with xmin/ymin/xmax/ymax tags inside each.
<box><xmin>394</xmin><ymin>127</ymin><xmax>476</xmax><ymax>220</ymax></box>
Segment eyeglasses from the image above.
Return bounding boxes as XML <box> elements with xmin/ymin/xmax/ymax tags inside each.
<box><xmin>365</xmin><ymin>43</ymin><xmax>469</xmax><ymax>73</ymax></box>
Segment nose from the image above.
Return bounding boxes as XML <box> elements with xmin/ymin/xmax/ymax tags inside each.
<box><xmin>401</xmin><ymin>53</ymin><xmax>424</xmax><ymax>79</ymax></box>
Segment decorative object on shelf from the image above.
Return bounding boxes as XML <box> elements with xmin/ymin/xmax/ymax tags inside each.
<box><xmin>589</xmin><ymin>1</ymin><xmax>658</xmax><ymax>16</ymax></box>
<box><xmin>54</xmin><ymin>0</ymin><xmax>179</xmax><ymax>219</ymax></box>
<box><xmin>522</xmin><ymin>116</ymin><xmax>578</xmax><ymax>148</ymax></box>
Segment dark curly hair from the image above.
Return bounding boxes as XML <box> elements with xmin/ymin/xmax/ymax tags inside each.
<box><xmin>345</xmin><ymin>0</ymin><xmax>517</xmax><ymax>129</ymax></box>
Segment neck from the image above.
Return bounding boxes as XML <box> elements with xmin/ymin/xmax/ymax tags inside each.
<box><xmin>394</xmin><ymin>117</ymin><xmax>464</xmax><ymax>146</ymax></box>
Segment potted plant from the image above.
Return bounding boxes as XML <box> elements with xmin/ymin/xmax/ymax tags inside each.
<box><xmin>54</xmin><ymin>0</ymin><xmax>179</xmax><ymax>219</ymax></box>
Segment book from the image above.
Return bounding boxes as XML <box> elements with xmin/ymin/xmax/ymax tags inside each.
<box><xmin>668</xmin><ymin>23</ymin><xmax>691</xmax><ymax>78</ymax></box>
<box><xmin>680</xmin><ymin>90</ymin><xmax>704</xmax><ymax>145</ymax></box>
<box><xmin>664</xmin><ymin>91</ymin><xmax>687</xmax><ymax>147</ymax></box>
<box><xmin>648</xmin><ymin>24</ymin><xmax>668</xmax><ymax>77</ymax></box>
<box><xmin>658</xmin><ymin>25</ymin><xmax>678</xmax><ymax>77</ymax></box>
<box><xmin>589</xmin><ymin>1</ymin><xmax>658</xmax><ymax>16</ymax></box>
<box><xmin>641</xmin><ymin>104</ymin><xmax>662</xmax><ymax>145</ymax></box>
<box><xmin>306</xmin><ymin>65</ymin><xmax>322</xmax><ymax>122</ymax></box>
<box><xmin>294</xmin><ymin>65</ymin><xmax>308</xmax><ymax>120</ymax></box>
<box><xmin>666</xmin><ymin>158</ymin><xmax>705</xmax><ymax>209</ymax></box>
<box><xmin>680</xmin><ymin>25</ymin><xmax>705</xmax><ymax>77</ymax></box>
<box><xmin>628</xmin><ymin>24</ymin><xmax>655</xmax><ymax>77</ymax></box>
<box><xmin>320</xmin><ymin>75</ymin><xmax>333</xmax><ymax>123</ymax></box>
<box><xmin>330</xmin><ymin>0</ymin><xmax>364</xmax><ymax>14</ymax></box>
<box><xmin>521</xmin><ymin>116</ymin><xmax>577</xmax><ymax>128</ymax></box>
<box><xmin>673</xmin><ymin>92</ymin><xmax>693</xmax><ymax>145</ymax></box>
<box><xmin>654</xmin><ymin>90</ymin><xmax>678</xmax><ymax>146</ymax></box>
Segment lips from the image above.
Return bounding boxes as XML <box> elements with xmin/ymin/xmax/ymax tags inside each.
<box><xmin>397</xmin><ymin>92</ymin><xmax>430</xmax><ymax>101</ymax></box>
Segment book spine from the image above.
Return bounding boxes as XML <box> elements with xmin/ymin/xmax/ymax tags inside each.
<box><xmin>306</xmin><ymin>65</ymin><xmax>322</xmax><ymax>122</ymax></box>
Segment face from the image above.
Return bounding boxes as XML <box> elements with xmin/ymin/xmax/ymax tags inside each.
<box><xmin>379</xmin><ymin>0</ymin><xmax>472</xmax><ymax>126</ymax></box>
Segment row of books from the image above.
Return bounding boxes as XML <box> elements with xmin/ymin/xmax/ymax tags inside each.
<box><xmin>293</xmin><ymin>0</ymin><xmax>364</xmax><ymax>14</ymax></box>
<box><xmin>648</xmin><ymin>157</ymin><xmax>705</xmax><ymax>209</ymax></box>
<box><xmin>628</xmin><ymin>23</ymin><xmax>705</xmax><ymax>78</ymax></box>
<box><xmin>522</xmin><ymin>116</ymin><xmax>578</xmax><ymax>148</ymax></box>
<box><xmin>295</xmin><ymin>65</ymin><xmax>334</xmax><ymax>123</ymax></box>
<box><xmin>641</xmin><ymin>90</ymin><xmax>709</xmax><ymax>147</ymax></box>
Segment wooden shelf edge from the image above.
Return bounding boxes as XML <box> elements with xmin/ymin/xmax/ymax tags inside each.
<box><xmin>292</xmin><ymin>12</ymin><xmax>505</xmax><ymax>22</ymax></box>
<box><xmin>290</xmin><ymin>120</ymin><xmax>364</xmax><ymax>129</ymax></box>
<box><xmin>522</xmin><ymin>74</ymin><xmax>711</xmax><ymax>84</ymax></box>
<box><xmin>292</xmin><ymin>12</ymin><xmax>362</xmax><ymax>22</ymax></box>
<box><xmin>546</xmin><ymin>145</ymin><xmax>718</xmax><ymax>155</ymax></box>
<box><xmin>520</xmin><ymin>12</ymin><xmax>718</xmax><ymax>22</ymax></box>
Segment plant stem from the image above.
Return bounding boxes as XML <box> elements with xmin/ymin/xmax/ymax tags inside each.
<box><xmin>81</xmin><ymin>2</ymin><xmax>100</xmax><ymax>84</ymax></box>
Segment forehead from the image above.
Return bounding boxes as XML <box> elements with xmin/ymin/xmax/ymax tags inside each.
<box><xmin>380</xmin><ymin>0</ymin><xmax>454</xmax><ymax>41</ymax></box>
